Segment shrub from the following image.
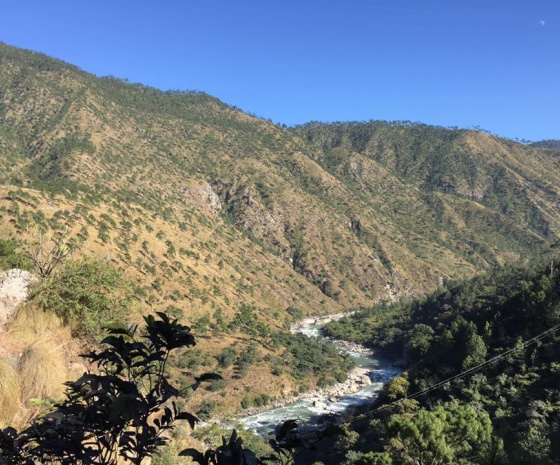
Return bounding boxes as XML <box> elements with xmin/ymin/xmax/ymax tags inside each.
<box><xmin>216</xmin><ymin>347</ymin><xmax>237</xmax><ymax>368</ymax></box>
<box><xmin>253</xmin><ymin>394</ymin><xmax>271</xmax><ymax>407</ymax></box>
<box><xmin>271</xmin><ymin>365</ymin><xmax>283</xmax><ymax>376</ymax></box>
<box><xmin>286</xmin><ymin>307</ymin><xmax>303</xmax><ymax>321</ymax></box>
<box><xmin>0</xmin><ymin>239</ymin><xmax>32</xmax><ymax>272</ymax></box>
<box><xmin>33</xmin><ymin>259</ymin><xmax>131</xmax><ymax>336</ymax></box>
<box><xmin>241</xmin><ymin>395</ymin><xmax>253</xmax><ymax>409</ymax></box>
<box><xmin>197</xmin><ymin>400</ymin><xmax>217</xmax><ymax>421</ymax></box>
<box><xmin>334</xmin><ymin>371</ymin><xmax>347</xmax><ymax>383</ymax></box>
<box><xmin>206</xmin><ymin>379</ymin><xmax>228</xmax><ymax>391</ymax></box>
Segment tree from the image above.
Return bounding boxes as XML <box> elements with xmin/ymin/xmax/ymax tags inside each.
<box><xmin>386</xmin><ymin>403</ymin><xmax>492</xmax><ymax>465</ymax></box>
<box><xmin>550</xmin><ymin>240</ymin><xmax>560</xmax><ymax>277</ymax></box>
<box><xmin>26</xmin><ymin>226</ymin><xmax>82</xmax><ymax>277</ymax></box>
<box><xmin>478</xmin><ymin>436</ymin><xmax>508</xmax><ymax>465</ymax></box>
<box><xmin>0</xmin><ymin>312</ymin><xmax>221</xmax><ymax>464</ymax></box>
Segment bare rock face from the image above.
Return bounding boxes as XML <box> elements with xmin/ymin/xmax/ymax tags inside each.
<box><xmin>222</xmin><ymin>184</ymin><xmax>291</xmax><ymax>253</ymax></box>
<box><xmin>0</xmin><ymin>269</ymin><xmax>37</xmax><ymax>330</ymax></box>
<box><xmin>181</xmin><ymin>181</ymin><xmax>222</xmax><ymax>214</ymax></box>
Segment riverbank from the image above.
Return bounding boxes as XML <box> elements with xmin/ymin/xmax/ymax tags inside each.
<box><xmin>291</xmin><ymin>312</ymin><xmax>373</xmax><ymax>356</ymax></box>
<box><xmin>235</xmin><ymin>314</ymin><xmax>402</xmax><ymax>436</ymax></box>
<box><xmin>240</xmin><ymin>366</ymin><xmax>374</xmax><ymax>417</ymax></box>
<box><xmin>290</xmin><ymin>312</ymin><xmax>355</xmax><ymax>333</ymax></box>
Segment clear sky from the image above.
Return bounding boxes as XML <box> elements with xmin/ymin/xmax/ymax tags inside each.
<box><xmin>2</xmin><ymin>0</ymin><xmax>559</xmax><ymax>140</ymax></box>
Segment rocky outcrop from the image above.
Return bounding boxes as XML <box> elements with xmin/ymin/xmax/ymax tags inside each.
<box><xmin>221</xmin><ymin>184</ymin><xmax>291</xmax><ymax>252</ymax></box>
<box><xmin>0</xmin><ymin>269</ymin><xmax>37</xmax><ymax>330</ymax></box>
<box><xmin>180</xmin><ymin>181</ymin><xmax>222</xmax><ymax>214</ymax></box>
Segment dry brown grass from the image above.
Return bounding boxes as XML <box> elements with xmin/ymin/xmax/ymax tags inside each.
<box><xmin>0</xmin><ymin>358</ymin><xmax>21</xmax><ymax>428</ymax></box>
<box><xmin>7</xmin><ymin>302</ymin><xmax>71</xmax><ymax>352</ymax></box>
<box><xmin>1</xmin><ymin>305</ymin><xmax>80</xmax><ymax>428</ymax></box>
<box><xmin>8</xmin><ymin>302</ymin><xmax>64</xmax><ymax>346</ymax></box>
<box><xmin>17</xmin><ymin>337</ymin><xmax>67</xmax><ymax>404</ymax></box>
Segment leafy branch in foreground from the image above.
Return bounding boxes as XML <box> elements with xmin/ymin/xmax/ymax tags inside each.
<box><xmin>0</xmin><ymin>312</ymin><xmax>221</xmax><ymax>464</ymax></box>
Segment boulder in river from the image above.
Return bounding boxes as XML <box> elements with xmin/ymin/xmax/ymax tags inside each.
<box><xmin>312</xmin><ymin>400</ymin><xmax>327</xmax><ymax>410</ymax></box>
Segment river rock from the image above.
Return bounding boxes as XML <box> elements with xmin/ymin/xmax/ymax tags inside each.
<box><xmin>312</xmin><ymin>400</ymin><xmax>327</xmax><ymax>410</ymax></box>
<box><xmin>237</xmin><ymin>314</ymin><xmax>402</xmax><ymax>435</ymax></box>
<box><xmin>0</xmin><ymin>269</ymin><xmax>37</xmax><ymax>330</ymax></box>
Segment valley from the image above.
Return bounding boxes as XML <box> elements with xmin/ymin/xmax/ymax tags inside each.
<box><xmin>238</xmin><ymin>316</ymin><xmax>402</xmax><ymax>437</ymax></box>
<box><xmin>0</xmin><ymin>42</ymin><xmax>559</xmax><ymax>464</ymax></box>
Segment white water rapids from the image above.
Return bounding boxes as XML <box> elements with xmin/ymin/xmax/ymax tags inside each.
<box><xmin>238</xmin><ymin>318</ymin><xmax>402</xmax><ymax>436</ymax></box>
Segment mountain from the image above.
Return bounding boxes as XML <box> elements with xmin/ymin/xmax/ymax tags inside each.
<box><xmin>0</xmin><ymin>41</ymin><xmax>560</xmax><ymax>417</ymax></box>
<box><xmin>1</xmin><ymin>43</ymin><xmax>559</xmax><ymax>311</ymax></box>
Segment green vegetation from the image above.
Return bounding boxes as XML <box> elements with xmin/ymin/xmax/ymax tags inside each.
<box><xmin>270</xmin><ymin>331</ymin><xmax>355</xmax><ymax>379</ymax></box>
<box><xmin>531</xmin><ymin>139</ymin><xmax>560</xmax><ymax>150</ymax></box>
<box><xmin>31</xmin><ymin>258</ymin><xmax>131</xmax><ymax>336</ymax></box>
<box><xmin>322</xmin><ymin>262</ymin><xmax>560</xmax><ymax>464</ymax></box>
<box><xmin>2</xmin><ymin>41</ymin><xmax>560</xmax><ymax>315</ymax></box>
<box><xmin>1</xmin><ymin>42</ymin><xmax>560</xmax><ymax>464</ymax></box>
<box><xmin>0</xmin><ymin>239</ymin><xmax>31</xmax><ymax>272</ymax></box>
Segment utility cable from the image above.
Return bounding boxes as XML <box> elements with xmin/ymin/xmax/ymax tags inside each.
<box><xmin>296</xmin><ymin>321</ymin><xmax>560</xmax><ymax>442</ymax></box>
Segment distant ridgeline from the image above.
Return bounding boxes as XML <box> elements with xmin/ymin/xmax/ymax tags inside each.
<box><xmin>531</xmin><ymin>139</ymin><xmax>560</xmax><ymax>150</ymax></box>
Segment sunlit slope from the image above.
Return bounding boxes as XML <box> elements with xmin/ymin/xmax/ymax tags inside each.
<box><xmin>1</xmin><ymin>42</ymin><xmax>559</xmax><ymax>313</ymax></box>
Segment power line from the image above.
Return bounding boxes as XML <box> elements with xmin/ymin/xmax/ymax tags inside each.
<box><xmin>298</xmin><ymin>321</ymin><xmax>560</xmax><ymax>441</ymax></box>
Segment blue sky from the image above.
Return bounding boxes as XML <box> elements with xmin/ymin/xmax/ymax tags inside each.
<box><xmin>2</xmin><ymin>0</ymin><xmax>559</xmax><ymax>140</ymax></box>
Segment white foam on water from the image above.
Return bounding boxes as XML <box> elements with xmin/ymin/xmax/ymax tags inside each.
<box><xmin>238</xmin><ymin>322</ymin><xmax>403</xmax><ymax>436</ymax></box>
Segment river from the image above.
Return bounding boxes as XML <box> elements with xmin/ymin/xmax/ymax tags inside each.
<box><xmin>238</xmin><ymin>317</ymin><xmax>402</xmax><ymax>436</ymax></box>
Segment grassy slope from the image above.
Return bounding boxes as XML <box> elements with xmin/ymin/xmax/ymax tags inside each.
<box><xmin>2</xmin><ymin>43</ymin><xmax>560</xmax><ymax>311</ymax></box>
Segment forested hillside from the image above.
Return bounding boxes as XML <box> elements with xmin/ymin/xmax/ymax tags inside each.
<box><xmin>324</xmin><ymin>261</ymin><xmax>560</xmax><ymax>464</ymax></box>
<box><xmin>1</xmin><ymin>42</ymin><xmax>560</xmax><ymax>314</ymax></box>
<box><xmin>531</xmin><ymin>139</ymin><xmax>560</xmax><ymax>150</ymax></box>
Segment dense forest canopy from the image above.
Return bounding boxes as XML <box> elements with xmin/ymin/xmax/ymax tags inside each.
<box><xmin>323</xmin><ymin>262</ymin><xmax>560</xmax><ymax>464</ymax></box>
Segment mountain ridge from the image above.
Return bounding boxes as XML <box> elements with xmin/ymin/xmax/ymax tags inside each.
<box><xmin>0</xmin><ymin>41</ymin><xmax>559</xmax><ymax>314</ymax></box>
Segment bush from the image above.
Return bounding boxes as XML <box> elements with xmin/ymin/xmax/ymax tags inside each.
<box><xmin>317</xmin><ymin>376</ymin><xmax>334</xmax><ymax>388</ymax></box>
<box><xmin>286</xmin><ymin>307</ymin><xmax>303</xmax><ymax>321</ymax></box>
<box><xmin>165</xmin><ymin>305</ymin><xmax>184</xmax><ymax>319</ymax></box>
<box><xmin>253</xmin><ymin>394</ymin><xmax>271</xmax><ymax>407</ymax></box>
<box><xmin>33</xmin><ymin>259</ymin><xmax>131</xmax><ymax>336</ymax></box>
<box><xmin>197</xmin><ymin>400</ymin><xmax>217</xmax><ymax>421</ymax></box>
<box><xmin>0</xmin><ymin>239</ymin><xmax>32</xmax><ymax>271</ymax></box>
<box><xmin>271</xmin><ymin>365</ymin><xmax>283</xmax><ymax>376</ymax></box>
<box><xmin>216</xmin><ymin>347</ymin><xmax>237</xmax><ymax>368</ymax></box>
<box><xmin>241</xmin><ymin>395</ymin><xmax>253</xmax><ymax>409</ymax></box>
<box><xmin>206</xmin><ymin>379</ymin><xmax>228</xmax><ymax>391</ymax></box>
<box><xmin>334</xmin><ymin>371</ymin><xmax>347</xmax><ymax>383</ymax></box>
